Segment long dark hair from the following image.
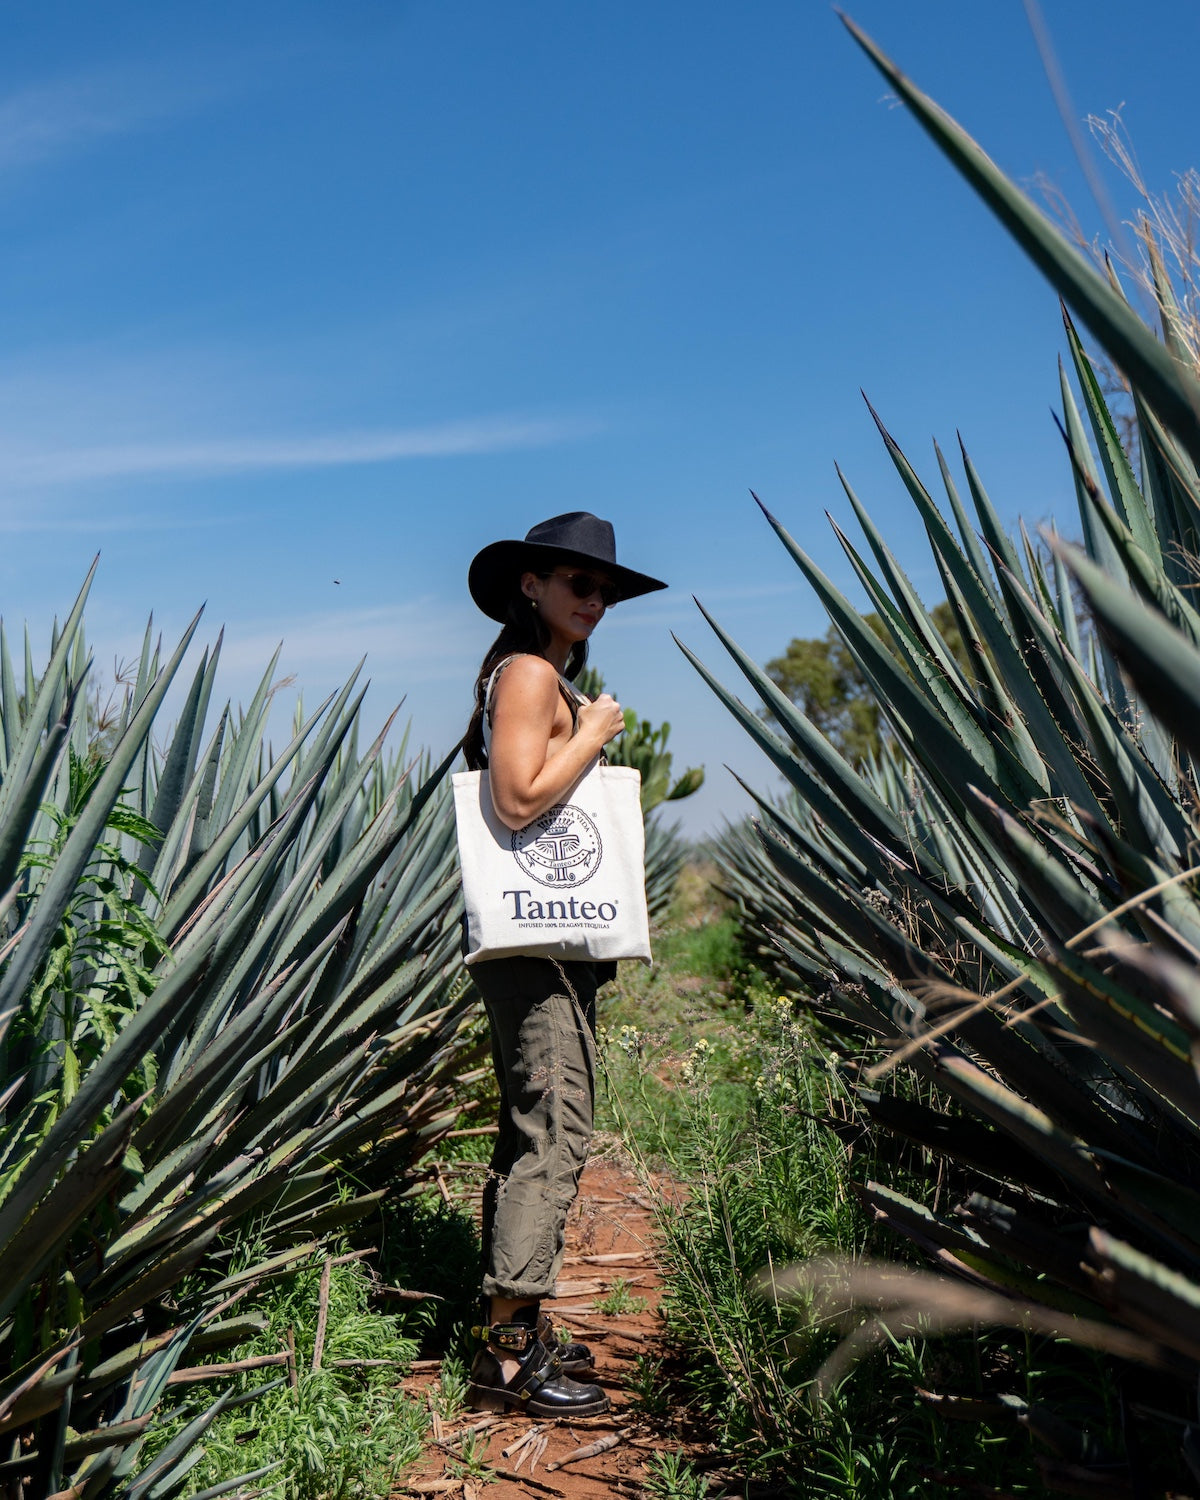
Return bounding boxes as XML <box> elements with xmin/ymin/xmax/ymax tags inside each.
<box><xmin>463</xmin><ymin>579</ymin><xmax>588</xmax><ymax>770</ymax></box>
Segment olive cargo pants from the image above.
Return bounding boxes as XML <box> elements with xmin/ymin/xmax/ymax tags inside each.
<box><xmin>472</xmin><ymin>956</ymin><xmax>600</xmax><ymax>1301</ymax></box>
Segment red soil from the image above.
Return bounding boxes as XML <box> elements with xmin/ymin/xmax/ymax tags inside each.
<box><xmin>396</xmin><ymin>1156</ymin><xmax>710</xmax><ymax>1500</ymax></box>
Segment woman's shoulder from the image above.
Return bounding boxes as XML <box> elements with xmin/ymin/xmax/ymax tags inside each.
<box><xmin>493</xmin><ymin>653</ymin><xmax>558</xmax><ymax>687</ymax></box>
<box><xmin>487</xmin><ymin>652</ymin><xmax>559</xmax><ymax>710</ymax></box>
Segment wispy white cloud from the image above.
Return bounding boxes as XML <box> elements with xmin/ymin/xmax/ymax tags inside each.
<box><xmin>66</xmin><ymin>597</ymin><xmax>485</xmax><ymax>771</ymax></box>
<box><xmin>171</xmin><ymin>600</ymin><xmax>487</xmax><ymax>750</ymax></box>
<box><xmin>0</xmin><ymin>70</ymin><xmax>206</xmax><ymax>175</ymax></box>
<box><xmin>0</xmin><ymin>509</ymin><xmax>236</xmax><ymax>535</ymax></box>
<box><xmin>209</xmin><ymin>600</ymin><xmax>488</xmax><ymax>697</ymax></box>
<box><xmin>0</xmin><ymin>414</ymin><xmax>599</xmax><ymax>488</ymax></box>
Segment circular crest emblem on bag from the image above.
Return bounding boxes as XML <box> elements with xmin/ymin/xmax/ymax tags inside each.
<box><xmin>512</xmin><ymin>803</ymin><xmax>603</xmax><ymax>887</ymax></box>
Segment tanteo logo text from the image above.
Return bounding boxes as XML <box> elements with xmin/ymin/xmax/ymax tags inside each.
<box><xmin>512</xmin><ymin>804</ymin><xmax>603</xmax><ymax>888</ymax></box>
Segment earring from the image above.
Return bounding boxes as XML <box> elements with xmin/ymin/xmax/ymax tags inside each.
<box><xmin>531</xmin><ymin>600</ymin><xmax>539</xmax><ymax>611</ymax></box>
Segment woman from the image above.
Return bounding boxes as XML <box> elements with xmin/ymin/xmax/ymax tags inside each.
<box><xmin>462</xmin><ymin>512</ymin><xmax>666</xmax><ymax>1417</ymax></box>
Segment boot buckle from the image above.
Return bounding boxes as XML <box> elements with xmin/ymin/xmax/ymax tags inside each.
<box><xmin>479</xmin><ymin>1321</ymin><xmax>535</xmax><ymax>1353</ymax></box>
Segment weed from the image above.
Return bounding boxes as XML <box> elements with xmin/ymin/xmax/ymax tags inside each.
<box><xmin>596</xmin><ymin>1276</ymin><xmax>646</xmax><ymax>1316</ymax></box>
<box><xmin>145</xmin><ymin>1250</ymin><xmax>427</xmax><ymax>1498</ymax></box>
<box><xmin>623</xmin><ymin>1354</ymin><xmax>670</xmax><ymax>1418</ymax></box>
<box><xmin>644</xmin><ymin>1447</ymin><xmax>710</xmax><ymax>1500</ymax></box>
<box><xmin>601</xmin><ymin>962</ymin><xmax>1080</xmax><ymax>1496</ymax></box>
<box><xmin>445</xmin><ymin>1429</ymin><xmax>495</xmax><ymax>1483</ymax></box>
<box><xmin>431</xmin><ymin>1354</ymin><xmax>469</xmax><ymax>1422</ymax></box>
<box><xmin>667</xmin><ymin>913</ymin><xmax>741</xmax><ymax>982</ymax></box>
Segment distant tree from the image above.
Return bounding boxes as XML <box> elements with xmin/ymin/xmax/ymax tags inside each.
<box><xmin>763</xmin><ymin>618</ymin><xmax>886</xmax><ymax>767</ymax></box>
<box><xmin>763</xmin><ymin>601</ymin><xmax>969</xmax><ymax>768</ymax></box>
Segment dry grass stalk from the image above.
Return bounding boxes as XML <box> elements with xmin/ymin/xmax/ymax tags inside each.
<box><xmin>502</xmin><ymin>1424</ymin><xmax>543</xmax><ymax>1460</ymax></box>
<box><xmin>434</xmin><ymin>1414</ymin><xmax>496</xmax><ymax>1451</ymax></box>
<box><xmin>865</xmin><ymin>858</ymin><xmax>1200</xmax><ymax>1081</ymax></box>
<box><xmin>570</xmin><ymin>1252</ymin><xmax>649</xmax><ymax>1265</ymax></box>
<box><xmin>762</xmin><ymin>1256</ymin><xmax>1180</xmax><ymax>1399</ymax></box>
<box><xmin>312</xmin><ymin>1256</ymin><xmax>332</xmax><ymax>1372</ymax></box>
<box><xmin>434</xmin><ymin>1168</ymin><xmax>453</xmax><ymax>1207</ymax></box>
<box><xmin>509</xmin><ymin>1428</ymin><xmax>545</xmax><ymax>1473</ymax></box>
<box><xmin>166</xmin><ymin>1354</ymin><xmax>289</xmax><ymax>1384</ymax></box>
<box><xmin>329</xmin><ymin>1248</ymin><xmax>374</xmax><ymax>1268</ymax></box>
<box><xmin>546</xmin><ymin>1317</ymin><xmax>611</xmax><ymax>1338</ymax></box>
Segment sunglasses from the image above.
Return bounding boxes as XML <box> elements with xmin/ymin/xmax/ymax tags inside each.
<box><xmin>551</xmin><ymin>570</ymin><xmax>621</xmax><ymax>608</ymax></box>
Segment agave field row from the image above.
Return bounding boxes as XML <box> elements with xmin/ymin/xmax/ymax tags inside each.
<box><xmin>693</xmin><ymin>19</ymin><xmax>1200</xmax><ymax>1489</ymax></box>
<box><xmin>0</xmin><ymin>589</ymin><xmax>482</xmax><ymax>1496</ymax></box>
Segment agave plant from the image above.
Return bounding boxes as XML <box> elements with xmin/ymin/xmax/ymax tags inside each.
<box><xmin>685</xmin><ymin>19</ymin><xmax>1200</xmax><ymax>1485</ymax></box>
<box><xmin>713</xmin><ymin>799</ymin><xmax>812</xmax><ymax>998</ymax></box>
<box><xmin>0</xmin><ymin>579</ymin><xmax>471</xmax><ymax>1497</ymax></box>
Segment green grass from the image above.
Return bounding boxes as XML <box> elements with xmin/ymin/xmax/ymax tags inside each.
<box><xmin>643</xmin><ymin>1447</ymin><xmax>710</xmax><ymax>1500</ymax></box>
<box><xmin>595</xmin><ymin>861</ymin><xmax>761</xmax><ymax>1161</ymax></box>
<box><xmin>598</xmin><ymin>868</ymin><xmax>1124</xmax><ymax>1496</ymax></box>
<box><xmin>596</xmin><ymin>1276</ymin><xmax>647</xmax><ymax>1316</ymax></box>
<box><xmin>145</xmin><ymin>1251</ymin><xmax>429</xmax><ymax>1499</ymax></box>
<box><xmin>140</xmin><ymin>864</ymin><xmax>1127</xmax><ymax>1497</ymax></box>
<box><xmin>655</xmin><ymin>906</ymin><xmax>742</xmax><ymax>985</ymax></box>
<box><xmin>623</xmin><ymin>1354</ymin><xmax>671</xmax><ymax>1418</ymax></box>
<box><xmin>429</xmin><ymin>1353</ymin><xmax>470</xmax><ymax>1423</ymax></box>
<box><xmin>444</xmin><ymin>1429</ymin><xmax>495</xmax><ymax>1484</ymax></box>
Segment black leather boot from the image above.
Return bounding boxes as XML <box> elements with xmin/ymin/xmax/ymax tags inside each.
<box><xmin>467</xmin><ymin>1318</ymin><xmax>608</xmax><ymax>1417</ymax></box>
<box><xmin>537</xmin><ymin>1311</ymin><xmax>594</xmax><ymax>1376</ymax></box>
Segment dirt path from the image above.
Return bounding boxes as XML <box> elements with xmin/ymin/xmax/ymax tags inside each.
<box><xmin>396</xmin><ymin>1155</ymin><xmax>708</xmax><ymax>1500</ymax></box>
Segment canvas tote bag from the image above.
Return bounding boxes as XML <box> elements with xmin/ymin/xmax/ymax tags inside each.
<box><xmin>452</xmin><ymin>660</ymin><xmax>652</xmax><ymax>966</ymax></box>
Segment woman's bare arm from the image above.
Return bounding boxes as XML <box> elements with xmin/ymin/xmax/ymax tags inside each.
<box><xmin>487</xmin><ymin>656</ymin><xmax>625</xmax><ymax>829</ymax></box>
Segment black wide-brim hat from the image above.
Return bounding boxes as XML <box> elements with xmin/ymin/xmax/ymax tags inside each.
<box><xmin>468</xmin><ymin>511</ymin><xmax>667</xmax><ymax>623</ymax></box>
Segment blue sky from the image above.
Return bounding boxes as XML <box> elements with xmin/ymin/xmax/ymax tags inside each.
<box><xmin>0</xmin><ymin>1</ymin><xmax>1195</xmax><ymax>836</ymax></box>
